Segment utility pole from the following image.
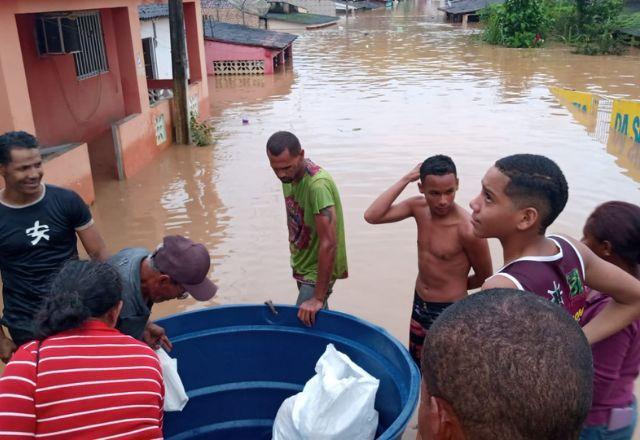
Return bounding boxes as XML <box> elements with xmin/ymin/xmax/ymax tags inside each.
<box><xmin>169</xmin><ymin>0</ymin><xmax>191</xmax><ymax>145</ymax></box>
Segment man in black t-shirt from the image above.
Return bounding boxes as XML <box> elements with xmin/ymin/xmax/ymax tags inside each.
<box><xmin>0</xmin><ymin>131</ymin><xmax>109</xmax><ymax>362</ymax></box>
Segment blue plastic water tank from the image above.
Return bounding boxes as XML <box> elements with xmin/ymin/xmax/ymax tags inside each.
<box><xmin>157</xmin><ymin>304</ymin><xmax>420</xmax><ymax>440</ymax></box>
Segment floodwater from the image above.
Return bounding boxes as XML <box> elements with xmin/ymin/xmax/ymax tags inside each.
<box><xmin>95</xmin><ymin>3</ymin><xmax>639</xmax><ymax>435</ymax></box>
<box><xmin>3</xmin><ymin>0</ymin><xmax>640</xmax><ymax>434</ymax></box>
<box><xmin>106</xmin><ymin>0</ymin><xmax>640</xmax><ymax>334</ymax></box>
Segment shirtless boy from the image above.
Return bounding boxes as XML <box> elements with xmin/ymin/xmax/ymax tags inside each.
<box><xmin>471</xmin><ymin>154</ymin><xmax>640</xmax><ymax>344</ymax></box>
<box><xmin>365</xmin><ymin>155</ymin><xmax>492</xmax><ymax>364</ymax></box>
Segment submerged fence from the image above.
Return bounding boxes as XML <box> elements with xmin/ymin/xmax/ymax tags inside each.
<box><xmin>550</xmin><ymin>87</ymin><xmax>640</xmax><ymax>145</ymax></box>
<box><xmin>550</xmin><ymin>87</ymin><xmax>640</xmax><ymax>183</ymax></box>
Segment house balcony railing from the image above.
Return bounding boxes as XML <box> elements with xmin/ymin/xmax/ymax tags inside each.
<box><xmin>147</xmin><ymin>79</ymin><xmax>175</xmax><ymax>106</ymax></box>
<box><xmin>149</xmin><ymin>88</ymin><xmax>173</xmax><ymax>105</ymax></box>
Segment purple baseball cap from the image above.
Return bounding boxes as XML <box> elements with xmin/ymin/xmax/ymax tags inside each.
<box><xmin>153</xmin><ymin>235</ymin><xmax>218</xmax><ymax>301</ymax></box>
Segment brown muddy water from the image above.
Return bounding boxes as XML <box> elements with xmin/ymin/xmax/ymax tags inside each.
<box><xmin>115</xmin><ymin>0</ymin><xmax>640</xmax><ymax>335</ymax></box>
<box><xmin>3</xmin><ymin>0</ymin><xmax>640</xmax><ymax>435</ymax></box>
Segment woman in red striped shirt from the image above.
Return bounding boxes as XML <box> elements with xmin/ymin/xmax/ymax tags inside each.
<box><xmin>0</xmin><ymin>260</ymin><xmax>164</xmax><ymax>439</ymax></box>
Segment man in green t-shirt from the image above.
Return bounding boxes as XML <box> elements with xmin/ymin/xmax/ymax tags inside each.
<box><xmin>266</xmin><ymin>131</ymin><xmax>348</xmax><ymax>326</ymax></box>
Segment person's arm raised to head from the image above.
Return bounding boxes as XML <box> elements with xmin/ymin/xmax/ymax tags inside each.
<box><xmin>462</xmin><ymin>225</ymin><xmax>493</xmax><ymax>290</ymax></box>
<box><xmin>364</xmin><ymin>163</ymin><xmax>421</xmax><ymax>224</ymax></box>
<box><xmin>78</xmin><ymin>224</ymin><xmax>109</xmax><ymax>262</ymax></box>
<box><xmin>574</xmin><ymin>236</ymin><xmax>640</xmax><ymax>344</ymax></box>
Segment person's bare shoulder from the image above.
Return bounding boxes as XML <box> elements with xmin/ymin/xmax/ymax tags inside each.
<box><xmin>481</xmin><ymin>274</ymin><xmax>518</xmax><ymax>290</ymax></box>
<box><xmin>553</xmin><ymin>233</ymin><xmax>579</xmax><ymax>247</ymax></box>
<box><xmin>406</xmin><ymin>196</ymin><xmax>427</xmax><ymax>217</ymax></box>
<box><xmin>454</xmin><ymin>205</ymin><xmax>477</xmax><ymax>240</ymax></box>
<box><xmin>455</xmin><ymin>202</ymin><xmax>472</xmax><ymax>217</ymax></box>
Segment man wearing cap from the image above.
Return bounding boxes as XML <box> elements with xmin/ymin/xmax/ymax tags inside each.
<box><xmin>108</xmin><ymin>235</ymin><xmax>217</xmax><ymax>350</ymax></box>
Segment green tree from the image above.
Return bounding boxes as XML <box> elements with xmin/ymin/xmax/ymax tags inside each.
<box><xmin>482</xmin><ymin>0</ymin><xmax>550</xmax><ymax>47</ymax></box>
<box><xmin>482</xmin><ymin>0</ymin><xmax>631</xmax><ymax>54</ymax></box>
<box><xmin>573</xmin><ymin>0</ymin><xmax>626</xmax><ymax>54</ymax></box>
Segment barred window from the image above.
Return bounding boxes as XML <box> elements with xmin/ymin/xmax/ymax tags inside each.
<box><xmin>73</xmin><ymin>11</ymin><xmax>109</xmax><ymax>80</ymax></box>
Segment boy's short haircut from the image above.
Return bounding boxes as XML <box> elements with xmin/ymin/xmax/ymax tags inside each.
<box><xmin>421</xmin><ymin>289</ymin><xmax>592</xmax><ymax>440</ymax></box>
<box><xmin>495</xmin><ymin>154</ymin><xmax>568</xmax><ymax>233</ymax></box>
<box><xmin>0</xmin><ymin>131</ymin><xmax>39</xmax><ymax>165</ymax></box>
<box><xmin>419</xmin><ymin>155</ymin><xmax>457</xmax><ymax>182</ymax></box>
<box><xmin>266</xmin><ymin>131</ymin><xmax>302</xmax><ymax>157</ymax></box>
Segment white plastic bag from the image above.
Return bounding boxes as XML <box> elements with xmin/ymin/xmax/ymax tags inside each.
<box><xmin>155</xmin><ymin>348</ymin><xmax>189</xmax><ymax>412</ymax></box>
<box><xmin>273</xmin><ymin>344</ymin><xmax>380</xmax><ymax>440</ymax></box>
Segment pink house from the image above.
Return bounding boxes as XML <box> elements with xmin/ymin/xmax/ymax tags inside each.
<box><xmin>204</xmin><ymin>21</ymin><xmax>296</xmax><ymax>75</ymax></box>
<box><xmin>0</xmin><ymin>0</ymin><xmax>210</xmax><ymax>204</ymax></box>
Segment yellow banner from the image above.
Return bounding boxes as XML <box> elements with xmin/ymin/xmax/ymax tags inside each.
<box><xmin>549</xmin><ymin>87</ymin><xmax>597</xmax><ymax>113</ymax></box>
<box><xmin>610</xmin><ymin>99</ymin><xmax>640</xmax><ymax>143</ymax></box>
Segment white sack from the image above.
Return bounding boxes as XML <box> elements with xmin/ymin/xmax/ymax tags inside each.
<box><xmin>156</xmin><ymin>348</ymin><xmax>189</xmax><ymax>412</ymax></box>
<box><xmin>273</xmin><ymin>343</ymin><xmax>379</xmax><ymax>440</ymax></box>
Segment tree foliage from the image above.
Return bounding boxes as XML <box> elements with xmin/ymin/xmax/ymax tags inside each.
<box><xmin>481</xmin><ymin>0</ymin><xmax>631</xmax><ymax>54</ymax></box>
<box><xmin>190</xmin><ymin>114</ymin><xmax>214</xmax><ymax>147</ymax></box>
<box><xmin>481</xmin><ymin>0</ymin><xmax>550</xmax><ymax>47</ymax></box>
<box><xmin>573</xmin><ymin>0</ymin><xmax>626</xmax><ymax>54</ymax></box>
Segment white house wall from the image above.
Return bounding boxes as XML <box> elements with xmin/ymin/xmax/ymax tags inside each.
<box><xmin>266</xmin><ymin>18</ymin><xmax>309</xmax><ymax>32</ymax></box>
<box><xmin>285</xmin><ymin>0</ymin><xmax>336</xmax><ymax>16</ymax></box>
<box><xmin>140</xmin><ymin>19</ymin><xmax>173</xmax><ymax>79</ymax></box>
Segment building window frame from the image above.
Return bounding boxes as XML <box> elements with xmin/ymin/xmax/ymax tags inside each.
<box><xmin>142</xmin><ymin>36</ymin><xmax>158</xmax><ymax>80</ymax></box>
<box><xmin>73</xmin><ymin>11</ymin><xmax>109</xmax><ymax>80</ymax></box>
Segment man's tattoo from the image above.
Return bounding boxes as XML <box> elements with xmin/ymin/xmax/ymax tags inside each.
<box><xmin>320</xmin><ymin>207</ymin><xmax>334</xmax><ymax>223</ymax></box>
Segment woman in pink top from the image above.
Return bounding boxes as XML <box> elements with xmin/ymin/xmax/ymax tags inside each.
<box><xmin>581</xmin><ymin>201</ymin><xmax>640</xmax><ymax>440</ymax></box>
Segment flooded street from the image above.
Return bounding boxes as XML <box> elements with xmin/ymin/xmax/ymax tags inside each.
<box><xmin>92</xmin><ymin>0</ymin><xmax>640</xmax><ymax>339</ymax></box>
<box><xmin>3</xmin><ymin>0</ymin><xmax>639</xmax><ymax>432</ymax></box>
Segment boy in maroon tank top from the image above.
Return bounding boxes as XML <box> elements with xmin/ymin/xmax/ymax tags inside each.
<box><xmin>469</xmin><ymin>154</ymin><xmax>640</xmax><ymax>344</ymax></box>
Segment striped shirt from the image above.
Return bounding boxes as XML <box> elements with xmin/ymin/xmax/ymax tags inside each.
<box><xmin>0</xmin><ymin>320</ymin><xmax>164</xmax><ymax>439</ymax></box>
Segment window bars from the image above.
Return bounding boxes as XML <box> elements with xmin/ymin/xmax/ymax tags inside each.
<box><xmin>73</xmin><ymin>11</ymin><xmax>109</xmax><ymax>80</ymax></box>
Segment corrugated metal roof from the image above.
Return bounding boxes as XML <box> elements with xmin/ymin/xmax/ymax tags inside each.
<box><xmin>203</xmin><ymin>20</ymin><xmax>297</xmax><ymax>49</ymax></box>
<box><xmin>264</xmin><ymin>12</ymin><xmax>339</xmax><ymax>25</ymax></box>
<box><xmin>138</xmin><ymin>3</ymin><xmax>169</xmax><ymax>20</ymax></box>
<box><xmin>439</xmin><ymin>0</ymin><xmax>503</xmax><ymax>14</ymax></box>
<box><xmin>334</xmin><ymin>0</ymin><xmax>384</xmax><ymax>10</ymax></box>
<box><xmin>202</xmin><ymin>0</ymin><xmax>239</xmax><ymax>8</ymax></box>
